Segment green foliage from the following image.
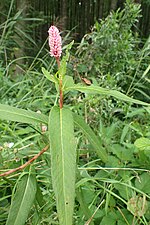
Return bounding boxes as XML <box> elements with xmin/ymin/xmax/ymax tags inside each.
<box><xmin>134</xmin><ymin>137</ymin><xmax>150</xmax><ymax>151</ymax></box>
<box><xmin>0</xmin><ymin>1</ymin><xmax>150</xmax><ymax>224</ymax></box>
<box><xmin>6</xmin><ymin>167</ymin><xmax>37</xmax><ymax>225</ymax></box>
<box><xmin>65</xmin><ymin>84</ymin><xmax>150</xmax><ymax>106</ymax></box>
<box><xmin>73</xmin><ymin>113</ymin><xmax>107</xmax><ymax>162</ymax></box>
<box><xmin>76</xmin><ymin>0</ymin><xmax>150</xmax><ymax>101</ymax></box>
<box><xmin>0</xmin><ymin>104</ymin><xmax>48</xmax><ymax>125</ymax></box>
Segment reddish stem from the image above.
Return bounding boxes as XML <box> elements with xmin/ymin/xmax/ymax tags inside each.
<box><xmin>0</xmin><ymin>145</ymin><xmax>49</xmax><ymax>177</ymax></box>
<box><xmin>55</xmin><ymin>57</ymin><xmax>60</xmax><ymax>68</ymax></box>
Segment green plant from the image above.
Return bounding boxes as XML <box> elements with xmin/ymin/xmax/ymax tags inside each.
<box><xmin>0</xmin><ymin>0</ymin><xmax>46</xmax><ymax>77</ymax></box>
<box><xmin>75</xmin><ymin>0</ymin><xmax>150</xmax><ymax>102</ymax></box>
<box><xmin>0</xmin><ymin>18</ymin><xmax>150</xmax><ymax>225</ymax></box>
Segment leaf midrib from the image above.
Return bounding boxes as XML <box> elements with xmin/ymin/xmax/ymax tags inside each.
<box><xmin>0</xmin><ymin>104</ymin><xmax>48</xmax><ymax>124</ymax></box>
<box><xmin>12</xmin><ymin>174</ymin><xmax>31</xmax><ymax>225</ymax></box>
<box><xmin>60</xmin><ymin>109</ymin><xmax>68</xmax><ymax>224</ymax></box>
<box><xmin>65</xmin><ymin>85</ymin><xmax>149</xmax><ymax>106</ymax></box>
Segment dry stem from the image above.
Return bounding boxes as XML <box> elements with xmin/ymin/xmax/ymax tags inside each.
<box><xmin>0</xmin><ymin>145</ymin><xmax>49</xmax><ymax>177</ymax></box>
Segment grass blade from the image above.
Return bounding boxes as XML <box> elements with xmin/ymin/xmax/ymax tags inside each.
<box><xmin>73</xmin><ymin>113</ymin><xmax>107</xmax><ymax>162</ymax></box>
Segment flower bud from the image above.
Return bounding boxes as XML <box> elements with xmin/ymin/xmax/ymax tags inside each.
<box><xmin>48</xmin><ymin>25</ymin><xmax>62</xmax><ymax>58</ymax></box>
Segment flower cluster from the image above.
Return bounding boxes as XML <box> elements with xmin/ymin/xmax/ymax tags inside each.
<box><xmin>48</xmin><ymin>25</ymin><xmax>62</xmax><ymax>58</ymax></box>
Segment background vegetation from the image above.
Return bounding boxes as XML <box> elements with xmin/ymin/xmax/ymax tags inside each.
<box><xmin>0</xmin><ymin>0</ymin><xmax>150</xmax><ymax>224</ymax></box>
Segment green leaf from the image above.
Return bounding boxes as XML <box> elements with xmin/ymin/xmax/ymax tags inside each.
<box><xmin>65</xmin><ymin>84</ymin><xmax>150</xmax><ymax>106</ymax></box>
<box><xmin>42</xmin><ymin>67</ymin><xmax>58</xmax><ymax>83</ymax></box>
<box><xmin>36</xmin><ymin>184</ymin><xmax>46</xmax><ymax>208</ymax></box>
<box><xmin>73</xmin><ymin>113</ymin><xmax>107</xmax><ymax>162</ymax></box>
<box><xmin>0</xmin><ymin>104</ymin><xmax>48</xmax><ymax>125</ymax></box>
<box><xmin>135</xmin><ymin>173</ymin><xmax>150</xmax><ymax>194</ymax></box>
<box><xmin>109</xmin><ymin>89</ymin><xmax>149</xmax><ymax>106</ymax></box>
<box><xmin>63</xmin><ymin>75</ymin><xmax>75</xmax><ymax>92</ymax></box>
<box><xmin>114</xmin><ymin>183</ymin><xmax>132</xmax><ymax>200</ymax></box>
<box><xmin>59</xmin><ymin>41</ymin><xmax>74</xmax><ymax>79</ymax></box>
<box><xmin>126</xmin><ymin>108</ymin><xmax>145</xmax><ymax>118</ymax></box>
<box><xmin>142</xmin><ymin>64</ymin><xmax>150</xmax><ymax>79</ymax></box>
<box><xmin>76</xmin><ymin>64</ymin><xmax>88</xmax><ymax>73</ymax></box>
<box><xmin>63</xmin><ymin>40</ymin><xmax>74</xmax><ymax>52</ymax></box>
<box><xmin>76</xmin><ymin>187</ymin><xmax>94</xmax><ymax>225</ymax></box>
<box><xmin>49</xmin><ymin>106</ymin><xmax>76</xmax><ymax>225</ymax></box>
<box><xmin>6</xmin><ymin>169</ymin><xmax>37</xmax><ymax>225</ymax></box>
<box><xmin>134</xmin><ymin>137</ymin><xmax>150</xmax><ymax>151</ymax></box>
<box><xmin>101</xmin><ymin>211</ymin><xmax>117</xmax><ymax>225</ymax></box>
<box><xmin>110</xmin><ymin>144</ymin><xmax>133</xmax><ymax>161</ymax></box>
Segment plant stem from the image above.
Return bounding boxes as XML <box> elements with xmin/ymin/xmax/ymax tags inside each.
<box><xmin>0</xmin><ymin>145</ymin><xmax>49</xmax><ymax>177</ymax></box>
<box><xmin>59</xmin><ymin>79</ymin><xmax>63</xmax><ymax>109</ymax></box>
<box><xmin>55</xmin><ymin>56</ymin><xmax>63</xmax><ymax>109</ymax></box>
<box><xmin>56</xmin><ymin>57</ymin><xmax>60</xmax><ymax>68</ymax></box>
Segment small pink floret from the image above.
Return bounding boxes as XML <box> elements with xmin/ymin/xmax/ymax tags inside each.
<box><xmin>48</xmin><ymin>26</ymin><xmax>62</xmax><ymax>58</ymax></box>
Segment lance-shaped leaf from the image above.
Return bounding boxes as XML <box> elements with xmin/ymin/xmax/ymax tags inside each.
<box><xmin>73</xmin><ymin>113</ymin><xmax>107</xmax><ymax>162</ymax></box>
<box><xmin>65</xmin><ymin>84</ymin><xmax>150</xmax><ymax>106</ymax></box>
<box><xmin>42</xmin><ymin>67</ymin><xmax>58</xmax><ymax>84</ymax></box>
<box><xmin>49</xmin><ymin>106</ymin><xmax>76</xmax><ymax>225</ymax></box>
<box><xmin>0</xmin><ymin>104</ymin><xmax>48</xmax><ymax>125</ymax></box>
<box><xmin>6</xmin><ymin>168</ymin><xmax>37</xmax><ymax>225</ymax></box>
<box><xmin>59</xmin><ymin>41</ymin><xmax>74</xmax><ymax>79</ymax></box>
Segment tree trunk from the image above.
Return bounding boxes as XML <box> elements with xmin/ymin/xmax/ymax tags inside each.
<box><xmin>0</xmin><ymin>0</ymin><xmax>5</xmax><ymax>26</ymax></box>
<box><xmin>110</xmin><ymin>0</ymin><xmax>118</xmax><ymax>11</ymax></box>
<box><xmin>59</xmin><ymin>0</ymin><xmax>67</xmax><ymax>32</ymax></box>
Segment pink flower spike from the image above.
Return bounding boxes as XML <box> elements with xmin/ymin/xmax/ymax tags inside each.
<box><xmin>48</xmin><ymin>25</ymin><xmax>62</xmax><ymax>58</ymax></box>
